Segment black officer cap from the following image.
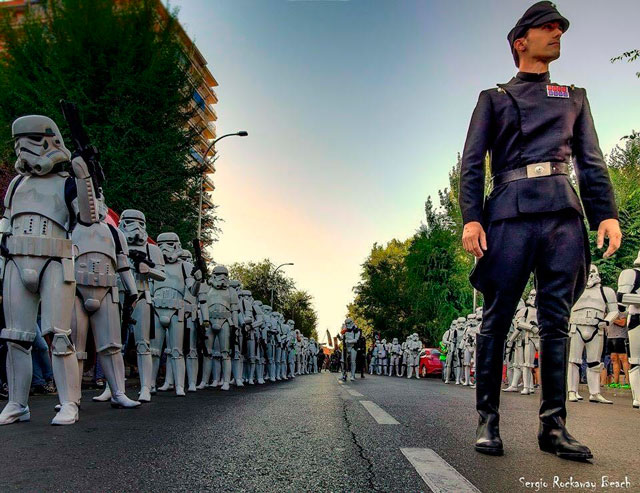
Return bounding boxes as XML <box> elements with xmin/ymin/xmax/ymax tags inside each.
<box><xmin>507</xmin><ymin>1</ymin><xmax>569</xmax><ymax>67</ymax></box>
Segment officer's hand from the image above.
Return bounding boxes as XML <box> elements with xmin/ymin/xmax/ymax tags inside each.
<box><xmin>138</xmin><ymin>262</ymin><xmax>150</xmax><ymax>274</ymax></box>
<box><xmin>597</xmin><ymin>218</ymin><xmax>622</xmax><ymax>259</ymax></box>
<box><xmin>462</xmin><ymin>221</ymin><xmax>487</xmax><ymax>258</ymax></box>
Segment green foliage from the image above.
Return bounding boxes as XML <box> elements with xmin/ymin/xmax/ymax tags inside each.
<box><xmin>591</xmin><ymin>133</ymin><xmax>640</xmax><ymax>286</ymax></box>
<box><xmin>611</xmin><ymin>49</ymin><xmax>640</xmax><ymax>78</ymax></box>
<box><xmin>0</xmin><ymin>0</ymin><xmax>218</xmax><ymax>244</ymax></box>
<box><xmin>228</xmin><ymin>259</ymin><xmax>318</xmax><ymax>339</ymax></box>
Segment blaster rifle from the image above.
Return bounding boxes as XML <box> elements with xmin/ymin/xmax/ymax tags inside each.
<box><xmin>191</xmin><ymin>238</ymin><xmax>208</xmax><ymax>279</ymax></box>
<box><xmin>59</xmin><ymin>100</ymin><xmax>105</xmax><ymax>194</ymax></box>
<box><xmin>129</xmin><ymin>249</ymin><xmax>155</xmax><ymax>272</ymax></box>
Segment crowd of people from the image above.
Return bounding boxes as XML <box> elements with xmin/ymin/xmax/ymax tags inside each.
<box><xmin>439</xmin><ymin>263</ymin><xmax>639</xmax><ymax>410</ymax></box>
<box><xmin>0</xmin><ymin>113</ymin><xmax>323</xmax><ymax>426</ymax></box>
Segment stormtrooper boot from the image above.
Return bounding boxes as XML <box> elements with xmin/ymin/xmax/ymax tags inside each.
<box><xmin>463</xmin><ymin>367</ymin><xmax>471</xmax><ymax>386</ymax></box>
<box><xmin>99</xmin><ymin>350</ymin><xmax>140</xmax><ymax>409</ymax></box>
<box><xmin>567</xmin><ymin>363</ymin><xmax>580</xmax><ymax>401</ymax></box>
<box><xmin>455</xmin><ymin>367</ymin><xmax>461</xmax><ymax>384</ymax></box>
<box><xmin>275</xmin><ymin>361</ymin><xmax>282</xmax><ymax>381</ymax></box>
<box><xmin>197</xmin><ymin>356</ymin><xmax>212</xmax><ymax>389</ymax></box>
<box><xmin>521</xmin><ymin>369</ymin><xmax>533</xmax><ymax>395</ymax></box>
<box><xmin>137</xmin><ymin>353</ymin><xmax>153</xmax><ymax>403</ymax></box>
<box><xmin>186</xmin><ymin>357</ymin><xmax>198</xmax><ymax>392</ymax></box>
<box><xmin>269</xmin><ymin>359</ymin><xmax>276</xmax><ymax>382</ymax></box>
<box><xmin>257</xmin><ymin>362</ymin><xmax>265</xmax><ymax>384</ymax></box>
<box><xmin>150</xmin><ymin>355</ymin><xmax>162</xmax><ymax>394</ymax></box>
<box><xmin>629</xmin><ymin>366</ymin><xmax>640</xmax><ymax>409</ymax></box>
<box><xmin>587</xmin><ymin>366</ymin><xmax>612</xmax><ymax>404</ymax></box>
<box><xmin>51</xmin><ymin>351</ymin><xmax>81</xmax><ymax>425</ymax></box>
<box><xmin>212</xmin><ymin>358</ymin><xmax>222</xmax><ymax>387</ymax></box>
<box><xmin>93</xmin><ymin>383</ymin><xmax>112</xmax><ymax>402</ymax></box>
<box><xmin>232</xmin><ymin>359</ymin><xmax>244</xmax><ymax>387</ymax></box>
<box><xmin>537</xmin><ymin>339</ymin><xmax>592</xmax><ymax>461</ymax></box>
<box><xmin>221</xmin><ymin>358</ymin><xmax>232</xmax><ymax>391</ymax></box>
<box><xmin>407</xmin><ymin>366</ymin><xmax>413</xmax><ymax>379</ymax></box>
<box><xmin>503</xmin><ymin>367</ymin><xmax>521</xmax><ymax>392</ymax></box>
<box><xmin>158</xmin><ymin>360</ymin><xmax>174</xmax><ymax>391</ymax></box>
<box><xmin>475</xmin><ymin>334</ymin><xmax>504</xmax><ymax>456</ymax></box>
<box><xmin>416</xmin><ymin>366</ymin><xmax>421</xmax><ymax>379</ymax></box>
<box><xmin>173</xmin><ymin>357</ymin><xmax>186</xmax><ymax>396</ymax></box>
<box><xmin>0</xmin><ymin>343</ymin><xmax>31</xmax><ymax>425</ymax></box>
<box><xmin>247</xmin><ymin>361</ymin><xmax>256</xmax><ymax>385</ymax></box>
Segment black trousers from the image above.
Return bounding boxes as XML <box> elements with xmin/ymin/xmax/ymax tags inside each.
<box><xmin>471</xmin><ymin>210</ymin><xmax>589</xmax><ymax>341</ymax></box>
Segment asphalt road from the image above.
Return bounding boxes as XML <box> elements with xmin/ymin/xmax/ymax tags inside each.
<box><xmin>0</xmin><ymin>372</ymin><xmax>637</xmax><ymax>492</ymax></box>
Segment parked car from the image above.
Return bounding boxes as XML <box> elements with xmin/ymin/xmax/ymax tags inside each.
<box><xmin>419</xmin><ymin>348</ymin><xmax>443</xmax><ymax>377</ymax></box>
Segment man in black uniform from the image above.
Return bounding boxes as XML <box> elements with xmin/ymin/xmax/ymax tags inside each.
<box><xmin>460</xmin><ymin>1</ymin><xmax>621</xmax><ymax>461</ymax></box>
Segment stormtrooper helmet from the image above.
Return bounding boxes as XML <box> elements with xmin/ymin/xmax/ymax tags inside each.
<box><xmin>476</xmin><ymin>307</ymin><xmax>483</xmax><ymax>318</ymax></box>
<box><xmin>96</xmin><ymin>189</ymin><xmax>108</xmax><ymax>222</ymax></box>
<box><xmin>381</xmin><ymin>339</ymin><xmax>387</xmax><ymax>345</ymax></box>
<box><xmin>157</xmin><ymin>232</ymin><xmax>182</xmax><ymax>263</ymax></box>
<box><xmin>586</xmin><ymin>264</ymin><xmax>601</xmax><ymax>289</ymax></box>
<box><xmin>179</xmin><ymin>249</ymin><xmax>193</xmax><ymax>262</ymax></box>
<box><xmin>12</xmin><ymin>115</ymin><xmax>71</xmax><ymax>176</ymax></box>
<box><xmin>262</xmin><ymin>305</ymin><xmax>273</xmax><ymax>316</ymax></box>
<box><xmin>229</xmin><ymin>279</ymin><xmax>242</xmax><ymax>291</ymax></box>
<box><xmin>392</xmin><ymin>337</ymin><xmax>398</xmax><ymax>345</ymax></box>
<box><xmin>526</xmin><ymin>289</ymin><xmax>537</xmax><ymax>307</ymax></box>
<box><xmin>344</xmin><ymin>317</ymin><xmax>355</xmax><ymax>330</ymax></box>
<box><xmin>457</xmin><ymin>317</ymin><xmax>466</xmax><ymax>325</ymax></box>
<box><xmin>254</xmin><ymin>300</ymin><xmax>263</xmax><ymax>307</ymax></box>
<box><xmin>119</xmin><ymin>210</ymin><xmax>148</xmax><ymax>246</ymax></box>
<box><xmin>287</xmin><ymin>319</ymin><xmax>294</xmax><ymax>327</ymax></box>
<box><xmin>211</xmin><ymin>265</ymin><xmax>230</xmax><ymax>289</ymax></box>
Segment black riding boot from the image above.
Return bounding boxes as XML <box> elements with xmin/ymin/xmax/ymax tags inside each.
<box><xmin>475</xmin><ymin>333</ymin><xmax>504</xmax><ymax>456</ymax></box>
<box><xmin>538</xmin><ymin>338</ymin><xmax>593</xmax><ymax>461</ymax></box>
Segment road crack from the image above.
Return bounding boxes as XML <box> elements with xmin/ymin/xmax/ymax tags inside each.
<box><xmin>342</xmin><ymin>400</ymin><xmax>379</xmax><ymax>492</ymax></box>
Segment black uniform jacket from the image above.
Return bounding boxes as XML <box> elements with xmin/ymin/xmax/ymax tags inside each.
<box><xmin>459</xmin><ymin>71</ymin><xmax>617</xmax><ymax>231</ymax></box>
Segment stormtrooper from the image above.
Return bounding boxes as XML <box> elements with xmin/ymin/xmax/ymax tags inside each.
<box><xmin>150</xmin><ymin>233</ymin><xmax>201</xmax><ymax>396</ymax></box>
<box><xmin>514</xmin><ymin>290</ymin><xmax>539</xmax><ymax>395</ymax></box>
<box><xmin>295</xmin><ymin>328</ymin><xmax>303</xmax><ymax>375</ymax></box>
<box><xmin>399</xmin><ymin>339</ymin><xmax>408</xmax><ymax>377</ymax></box>
<box><xmin>385</xmin><ymin>338</ymin><xmax>393</xmax><ymax>376</ymax></box>
<box><xmin>616</xmin><ymin>250</ymin><xmax>640</xmax><ymax>409</ymax></box>
<box><xmin>69</xmin><ymin>179</ymin><xmax>140</xmax><ymax>409</ymax></box>
<box><xmin>390</xmin><ymin>338</ymin><xmax>402</xmax><ymax>377</ymax></box>
<box><xmin>238</xmin><ymin>289</ymin><xmax>262</xmax><ymax>385</ymax></box>
<box><xmin>568</xmin><ymin>265</ymin><xmax>618</xmax><ymax>404</ymax></box>
<box><xmin>342</xmin><ymin>318</ymin><xmax>360</xmax><ymax>381</ymax></box>
<box><xmin>453</xmin><ymin>316</ymin><xmax>467</xmax><ymax>385</ymax></box>
<box><xmin>287</xmin><ymin>320</ymin><xmax>297</xmax><ymax>378</ymax></box>
<box><xmin>369</xmin><ymin>335</ymin><xmax>379</xmax><ymax>375</ymax></box>
<box><xmin>301</xmin><ymin>336</ymin><xmax>309</xmax><ymax>375</ymax></box>
<box><xmin>309</xmin><ymin>337</ymin><xmax>319</xmax><ymax>374</ymax></box>
<box><xmin>253</xmin><ymin>300</ymin><xmax>267</xmax><ymax>384</ymax></box>
<box><xmin>462</xmin><ymin>314</ymin><xmax>479</xmax><ymax>387</ymax></box>
<box><xmin>442</xmin><ymin>321</ymin><xmax>455</xmax><ymax>383</ymax></box>
<box><xmin>272</xmin><ymin>311</ymin><xmax>283</xmax><ymax>381</ymax></box>
<box><xmin>204</xmin><ymin>265</ymin><xmax>240</xmax><ymax>390</ymax></box>
<box><xmin>406</xmin><ymin>334</ymin><xmax>422</xmax><ymax>379</ymax></box>
<box><xmin>228</xmin><ymin>280</ymin><xmax>245</xmax><ymax>386</ymax></box>
<box><xmin>376</xmin><ymin>338</ymin><xmax>388</xmax><ymax>376</ymax></box>
<box><xmin>1</xmin><ymin>115</ymin><xmax>88</xmax><ymax>425</ymax></box>
<box><xmin>504</xmin><ymin>299</ymin><xmax>525</xmax><ymax>390</ymax></box>
<box><xmin>105</xmin><ymin>209</ymin><xmax>165</xmax><ymax>403</ymax></box>
<box><xmin>261</xmin><ymin>305</ymin><xmax>277</xmax><ymax>381</ymax></box>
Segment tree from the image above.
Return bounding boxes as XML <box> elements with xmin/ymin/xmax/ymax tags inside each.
<box><xmin>0</xmin><ymin>0</ymin><xmax>218</xmax><ymax>245</ymax></box>
<box><xmin>228</xmin><ymin>259</ymin><xmax>318</xmax><ymax>338</ymax></box>
<box><xmin>611</xmin><ymin>50</ymin><xmax>640</xmax><ymax>78</ymax></box>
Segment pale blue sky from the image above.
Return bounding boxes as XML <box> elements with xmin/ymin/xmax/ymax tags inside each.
<box><xmin>171</xmin><ymin>0</ymin><xmax>640</xmax><ymax>342</ymax></box>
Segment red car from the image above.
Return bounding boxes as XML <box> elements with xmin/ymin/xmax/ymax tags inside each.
<box><xmin>419</xmin><ymin>348</ymin><xmax>443</xmax><ymax>377</ymax></box>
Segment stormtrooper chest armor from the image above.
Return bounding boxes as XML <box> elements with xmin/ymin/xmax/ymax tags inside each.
<box><xmin>570</xmin><ymin>286</ymin><xmax>607</xmax><ymax>325</ymax></box>
<box><xmin>209</xmin><ymin>288</ymin><xmax>233</xmax><ymax>320</ymax></box>
<box><xmin>153</xmin><ymin>261</ymin><xmax>185</xmax><ymax>310</ymax></box>
<box><xmin>72</xmin><ymin>223</ymin><xmax>117</xmax><ymax>287</ymax></box>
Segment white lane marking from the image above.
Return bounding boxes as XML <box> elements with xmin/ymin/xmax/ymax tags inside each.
<box><xmin>400</xmin><ymin>448</ymin><xmax>481</xmax><ymax>493</ymax></box>
<box><xmin>345</xmin><ymin>387</ymin><xmax>363</xmax><ymax>397</ymax></box>
<box><xmin>359</xmin><ymin>400</ymin><xmax>399</xmax><ymax>425</ymax></box>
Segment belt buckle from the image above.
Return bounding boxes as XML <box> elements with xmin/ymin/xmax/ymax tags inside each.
<box><xmin>526</xmin><ymin>162</ymin><xmax>551</xmax><ymax>178</ymax></box>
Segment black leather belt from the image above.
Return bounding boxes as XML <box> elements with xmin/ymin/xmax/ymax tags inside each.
<box><xmin>492</xmin><ymin>162</ymin><xmax>569</xmax><ymax>187</ymax></box>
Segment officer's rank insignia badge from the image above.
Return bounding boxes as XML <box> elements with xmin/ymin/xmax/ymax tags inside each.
<box><xmin>546</xmin><ymin>85</ymin><xmax>570</xmax><ymax>98</ymax></box>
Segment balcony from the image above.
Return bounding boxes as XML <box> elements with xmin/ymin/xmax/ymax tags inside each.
<box><xmin>202</xmin><ymin>194</ymin><xmax>214</xmax><ymax>210</ymax></box>
<box><xmin>202</xmin><ymin>175</ymin><xmax>215</xmax><ymax>192</ymax></box>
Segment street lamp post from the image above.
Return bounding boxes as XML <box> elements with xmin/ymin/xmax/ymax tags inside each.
<box><xmin>270</xmin><ymin>262</ymin><xmax>294</xmax><ymax>308</ymax></box>
<box><xmin>197</xmin><ymin>131</ymin><xmax>248</xmax><ymax>240</ymax></box>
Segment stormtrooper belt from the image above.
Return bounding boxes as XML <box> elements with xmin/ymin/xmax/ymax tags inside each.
<box><xmin>492</xmin><ymin>162</ymin><xmax>569</xmax><ymax>187</ymax></box>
